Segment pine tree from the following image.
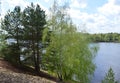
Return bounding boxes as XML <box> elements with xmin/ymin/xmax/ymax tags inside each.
<box><xmin>22</xmin><ymin>3</ymin><xmax>46</xmax><ymax>72</ymax></box>
<box><xmin>102</xmin><ymin>68</ymin><xmax>118</xmax><ymax>83</ymax></box>
<box><xmin>1</xmin><ymin>6</ymin><xmax>22</xmax><ymax>65</ymax></box>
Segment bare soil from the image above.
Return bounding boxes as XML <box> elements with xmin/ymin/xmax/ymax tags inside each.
<box><xmin>0</xmin><ymin>58</ymin><xmax>57</xmax><ymax>83</ymax></box>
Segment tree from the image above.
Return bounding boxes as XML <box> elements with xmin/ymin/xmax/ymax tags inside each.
<box><xmin>1</xmin><ymin>3</ymin><xmax>46</xmax><ymax>72</ymax></box>
<box><xmin>1</xmin><ymin>6</ymin><xmax>22</xmax><ymax>65</ymax></box>
<box><xmin>0</xmin><ymin>31</ymin><xmax>7</xmax><ymax>58</ymax></box>
<box><xmin>43</xmin><ymin>1</ymin><xmax>97</xmax><ymax>82</ymax></box>
<box><xmin>102</xmin><ymin>68</ymin><xmax>118</xmax><ymax>83</ymax></box>
<box><xmin>22</xmin><ymin>3</ymin><xmax>46</xmax><ymax>72</ymax></box>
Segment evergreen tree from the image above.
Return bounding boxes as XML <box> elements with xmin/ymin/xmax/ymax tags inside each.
<box><xmin>102</xmin><ymin>68</ymin><xmax>118</xmax><ymax>83</ymax></box>
<box><xmin>1</xmin><ymin>3</ymin><xmax>46</xmax><ymax>72</ymax></box>
<box><xmin>22</xmin><ymin>3</ymin><xmax>46</xmax><ymax>72</ymax></box>
<box><xmin>1</xmin><ymin>6</ymin><xmax>22</xmax><ymax>65</ymax></box>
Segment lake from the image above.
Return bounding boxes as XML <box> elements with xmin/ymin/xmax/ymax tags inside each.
<box><xmin>91</xmin><ymin>43</ymin><xmax>120</xmax><ymax>83</ymax></box>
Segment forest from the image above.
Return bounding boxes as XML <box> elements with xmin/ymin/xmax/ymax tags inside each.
<box><xmin>88</xmin><ymin>33</ymin><xmax>120</xmax><ymax>42</ymax></box>
<box><xmin>0</xmin><ymin>1</ymin><xmax>118</xmax><ymax>83</ymax></box>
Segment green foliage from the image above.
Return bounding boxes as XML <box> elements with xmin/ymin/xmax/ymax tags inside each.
<box><xmin>102</xmin><ymin>68</ymin><xmax>118</xmax><ymax>83</ymax></box>
<box><xmin>0</xmin><ymin>1</ymin><xmax>97</xmax><ymax>82</ymax></box>
<box><xmin>22</xmin><ymin>3</ymin><xmax>46</xmax><ymax>72</ymax></box>
<box><xmin>0</xmin><ymin>3</ymin><xmax>46</xmax><ymax>71</ymax></box>
<box><xmin>0</xmin><ymin>32</ymin><xmax>7</xmax><ymax>57</ymax></box>
<box><xmin>0</xmin><ymin>32</ymin><xmax>20</xmax><ymax>64</ymax></box>
<box><xmin>88</xmin><ymin>33</ymin><xmax>120</xmax><ymax>42</ymax></box>
<box><xmin>1</xmin><ymin>44</ymin><xmax>20</xmax><ymax>64</ymax></box>
<box><xmin>43</xmin><ymin>1</ymin><xmax>97</xmax><ymax>83</ymax></box>
<box><xmin>1</xmin><ymin>6</ymin><xmax>22</xmax><ymax>65</ymax></box>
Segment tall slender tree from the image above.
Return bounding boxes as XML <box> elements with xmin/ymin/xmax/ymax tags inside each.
<box><xmin>22</xmin><ymin>3</ymin><xmax>46</xmax><ymax>72</ymax></box>
<box><xmin>1</xmin><ymin>6</ymin><xmax>22</xmax><ymax>65</ymax></box>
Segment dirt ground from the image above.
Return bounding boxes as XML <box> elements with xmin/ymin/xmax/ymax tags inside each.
<box><xmin>0</xmin><ymin>58</ymin><xmax>57</xmax><ymax>83</ymax></box>
<box><xmin>0</xmin><ymin>58</ymin><xmax>22</xmax><ymax>72</ymax></box>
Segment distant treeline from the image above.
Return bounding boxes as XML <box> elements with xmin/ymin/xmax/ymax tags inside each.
<box><xmin>87</xmin><ymin>33</ymin><xmax>120</xmax><ymax>42</ymax></box>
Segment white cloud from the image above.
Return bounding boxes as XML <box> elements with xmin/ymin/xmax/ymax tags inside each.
<box><xmin>93</xmin><ymin>0</ymin><xmax>120</xmax><ymax>33</ymax></box>
<box><xmin>70</xmin><ymin>0</ymin><xmax>87</xmax><ymax>9</ymax></box>
<box><xmin>0</xmin><ymin>0</ymin><xmax>48</xmax><ymax>18</ymax></box>
<box><xmin>98</xmin><ymin>0</ymin><xmax>120</xmax><ymax>16</ymax></box>
<box><xmin>1</xmin><ymin>0</ymin><xmax>120</xmax><ymax>33</ymax></box>
<box><xmin>69</xmin><ymin>0</ymin><xmax>120</xmax><ymax>33</ymax></box>
<box><xmin>44</xmin><ymin>0</ymin><xmax>50</xmax><ymax>3</ymax></box>
<box><xmin>0</xmin><ymin>0</ymin><xmax>29</xmax><ymax>18</ymax></box>
<box><xmin>33</xmin><ymin>2</ymin><xmax>49</xmax><ymax>15</ymax></box>
<box><xmin>8</xmin><ymin>0</ymin><xmax>28</xmax><ymax>7</ymax></box>
<box><xmin>3</xmin><ymin>0</ymin><xmax>29</xmax><ymax>9</ymax></box>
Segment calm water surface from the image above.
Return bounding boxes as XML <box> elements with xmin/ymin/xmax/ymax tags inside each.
<box><xmin>91</xmin><ymin>43</ymin><xmax>120</xmax><ymax>83</ymax></box>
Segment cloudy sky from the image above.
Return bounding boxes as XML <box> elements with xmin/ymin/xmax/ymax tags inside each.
<box><xmin>0</xmin><ymin>0</ymin><xmax>120</xmax><ymax>33</ymax></box>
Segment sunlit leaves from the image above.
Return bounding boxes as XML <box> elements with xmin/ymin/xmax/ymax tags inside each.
<box><xmin>43</xmin><ymin>1</ymin><xmax>97</xmax><ymax>83</ymax></box>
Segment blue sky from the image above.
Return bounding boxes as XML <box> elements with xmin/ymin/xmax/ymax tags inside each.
<box><xmin>0</xmin><ymin>0</ymin><xmax>120</xmax><ymax>33</ymax></box>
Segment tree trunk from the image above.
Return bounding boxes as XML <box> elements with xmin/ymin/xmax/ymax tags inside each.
<box><xmin>36</xmin><ymin>40</ymin><xmax>40</xmax><ymax>73</ymax></box>
<box><xmin>32</xmin><ymin>32</ymin><xmax>40</xmax><ymax>73</ymax></box>
<box><xmin>32</xmin><ymin>42</ymin><xmax>39</xmax><ymax>72</ymax></box>
<box><xmin>16</xmin><ymin>38</ymin><xmax>21</xmax><ymax>65</ymax></box>
<box><xmin>35</xmin><ymin>27</ymin><xmax>41</xmax><ymax>73</ymax></box>
<box><xmin>16</xmin><ymin>26</ymin><xmax>21</xmax><ymax>65</ymax></box>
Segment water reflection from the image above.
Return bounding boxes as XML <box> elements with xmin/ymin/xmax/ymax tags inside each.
<box><xmin>91</xmin><ymin>43</ymin><xmax>120</xmax><ymax>83</ymax></box>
